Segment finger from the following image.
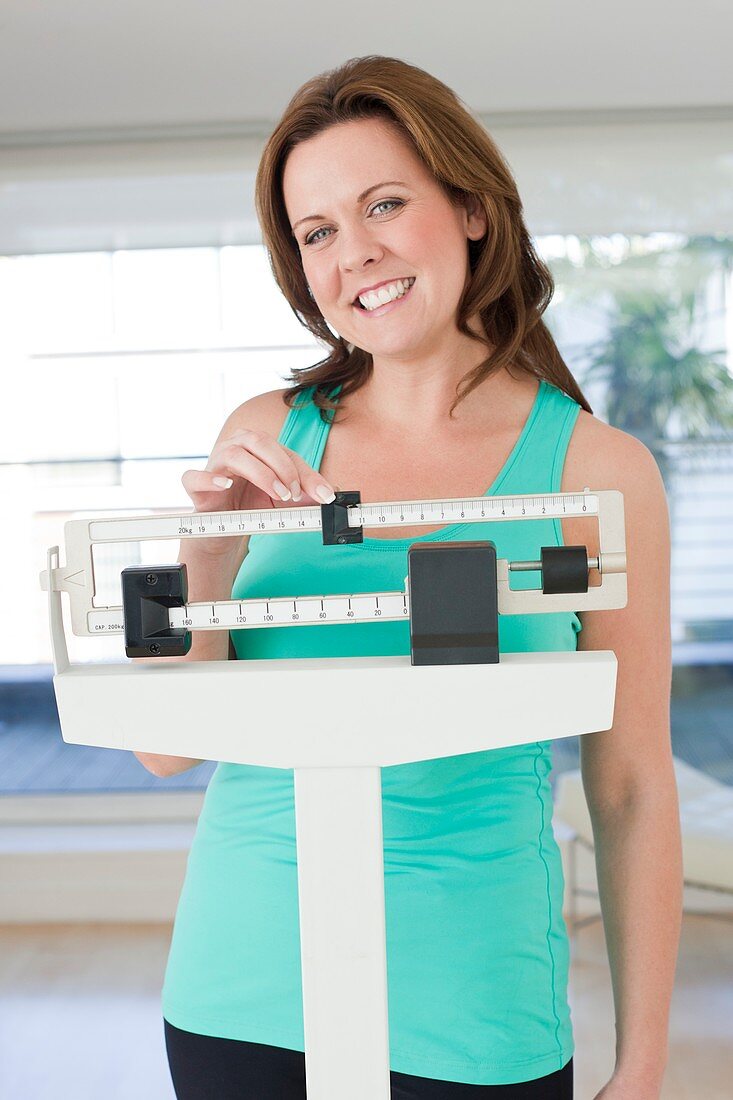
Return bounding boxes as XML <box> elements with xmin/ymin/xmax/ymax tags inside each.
<box><xmin>208</xmin><ymin>441</ymin><xmax>302</xmax><ymax>502</ymax></box>
<box><xmin>181</xmin><ymin>469</ymin><xmax>233</xmax><ymax>494</ymax></box>
<box><xmin>221</xmin><ymin>430</ymin><xmax>306</xmax><ymax>499</ymax></box>
<box><xmin>213</xmin><ymin>431</ymin><xmax>336</xmax><ymax>504</ymax></box>
<box><xmin>283</xmin><ymin>448</ymin><xmax>337</xmax><ymax>503</ymax></box>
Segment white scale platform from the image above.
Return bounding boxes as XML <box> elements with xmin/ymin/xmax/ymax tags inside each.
<box><xmin>40</xmin><ymin>488</ymin><xmax>627</xmax><ymax>1099</ymax></box>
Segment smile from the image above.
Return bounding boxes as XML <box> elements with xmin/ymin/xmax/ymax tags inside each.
<box><xmin>353</xmin><ymin>277</ymin><xmax>416</xmax><ymax>317</ymax></box>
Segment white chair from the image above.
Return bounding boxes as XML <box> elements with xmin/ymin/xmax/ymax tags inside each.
<box><xmin>554</xmin><ymin>757</ymin><xmax>733</xmax><ymax>932</ymax></box>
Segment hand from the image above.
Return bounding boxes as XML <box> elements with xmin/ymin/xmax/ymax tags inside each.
<box><xmin>593</xmin><ymin>1074</ymin><xmax>661</xmax><ymax>1099</ymax></box>
<box><xmin>181</xmin><ymin>427</ymin><xmax>337</xmax><ymax>556</ymax></box>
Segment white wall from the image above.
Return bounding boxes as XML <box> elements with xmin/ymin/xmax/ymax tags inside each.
<box><xmin>1</xmin><ymin>116</ymin><xmax>732</xmax><ymax>255</ymax></box>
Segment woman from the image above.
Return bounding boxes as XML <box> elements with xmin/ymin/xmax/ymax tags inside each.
<box><xmin>137</xmin><ymin>56</ymin><xmax>682</xmax><ymax>1099</ymax></box>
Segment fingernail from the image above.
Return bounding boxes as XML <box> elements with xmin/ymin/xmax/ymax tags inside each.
<box><xmin>290</xmin><ymin>480</ymin><xmax>302</xmax><ymax>501</ymax></box>
<box><xmin>213</xmin><ymin>476</ymin><xmax>233</xmax><ymax>488</ymax></box>
<box><xmin>273</xmin><ymin>479</ymin><xmax>291</xmax><ymax>500</ymax></box>
<box><xmin>316</xmin><ymin>485</ymin><xmax>336</xmax><ymax>504</ymax></box>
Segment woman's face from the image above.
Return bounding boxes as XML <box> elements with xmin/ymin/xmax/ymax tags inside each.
<box><xmin>282</xmin><ymin>117</ymin><xmax>487</xmax><ymax>363</ymax></box>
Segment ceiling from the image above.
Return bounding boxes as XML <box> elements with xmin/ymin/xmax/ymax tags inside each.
<box><xmin>1</xmin><ymin>1</ymin><xmax>731</xmax><ymax>254</ymax></box>
<box><xmin>1</xmin><ymin>0</ymin><xmax>731</xmax><ymax>143</ymax></box>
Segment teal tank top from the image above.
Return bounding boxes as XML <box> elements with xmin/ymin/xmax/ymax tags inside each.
<box><xmin>162</xmin><ymin>377</ymin><xmax>582</xmax><ymax>1086</ymax></box>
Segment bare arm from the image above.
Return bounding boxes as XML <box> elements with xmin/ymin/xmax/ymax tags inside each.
<box><xmin>131</xmin><ymin>386</ymin><xmax>334</xmax><ymax>779</ymax></box>
<box><xmin>132</xmin><ymin>536</ymin><xmax>248</xmax><ymax>777</ymax></box>
<box><xmin>578</xmin><ymin>439</ymin><xmax>682</xmax><ymax>1098</ymax></box>
<box><xmin>132</xmin><ymin>393</ymin><xmax>256</xmax><ymax>778</ymax></box>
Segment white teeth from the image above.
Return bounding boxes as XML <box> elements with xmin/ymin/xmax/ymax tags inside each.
<box><xmin>358</xmin><ymin>276</ymin><xmax>415</xmax><ymax>311</ymax></box>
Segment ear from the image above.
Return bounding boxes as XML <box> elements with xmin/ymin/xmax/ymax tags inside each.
<box><xmin>464</xmin><ymin>194</ymin><xmax>488</xmax><ymax>241</ymax></box>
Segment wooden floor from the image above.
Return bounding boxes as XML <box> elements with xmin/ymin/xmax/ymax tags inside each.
<box><xmin>0</xmin><ymin>916</ymin><xmax>730</xmax><ymax>1098</ymax></box>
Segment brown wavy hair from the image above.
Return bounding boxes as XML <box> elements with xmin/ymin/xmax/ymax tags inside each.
<box><xmin>255</xmin><ymin>54</ymin><xmax>592</xmax><ymax>422</ymax></box>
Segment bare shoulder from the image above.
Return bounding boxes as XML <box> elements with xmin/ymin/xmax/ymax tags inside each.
<box><xmin>562</xmin><ymin>407</ymin><xmax>664</xmax><ymax>494</ymax></box>
<box><xmin>559</xmin><ymin>408</ymin><xmax>669</xmax><ymax>579</ymax></box>
<box><xmin>221</xmin><ymin>387</ymin><xmax>293</xmax><ymax>442</ymax></box>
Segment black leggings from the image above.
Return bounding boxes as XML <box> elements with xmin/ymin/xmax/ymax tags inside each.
<box><xmin>164</xmin><ymin>1019</ymin><xmax>573</xmax><ymax>1099</ymax></box>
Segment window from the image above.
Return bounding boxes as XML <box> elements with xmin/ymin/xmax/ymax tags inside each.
<box><xmin>3</xmin><ymin>232</ymin><xmax>732</xmax><ymax>794</ymax></box>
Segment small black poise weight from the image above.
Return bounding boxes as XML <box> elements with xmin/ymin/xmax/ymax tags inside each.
<box><xmin>540</xmin><ymin>546</ymin><xmax>589</xmax><ymax>595</ymax></box>
<box><xmin>321</xmin><ymin>490</ymin><xmax>363</xmax><ymax>545</ymax></box>
<box><xmin>121</xmin><ymin>564</ymin><xmax>191</xmax><ymax>658</ymax></box>
<box><xmin>408</xmin><ymin>542</ymin><xmax>500</xmax><ymax>666</ymax></box>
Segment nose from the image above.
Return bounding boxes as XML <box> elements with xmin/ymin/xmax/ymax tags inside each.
<box><xmin>337</xmin><ymin>219</ymin><xmax>385</xmax><ymax>276</ymax></box>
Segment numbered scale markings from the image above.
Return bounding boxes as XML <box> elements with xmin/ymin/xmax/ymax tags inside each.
<box><xmin>83</xmin><ymin>490</ymin><xmax>600</xmax><ymax>635</ymax></box>
<box><xmin>89</xmin><ymin>590</ymin><xmax>410</xmax><ymax>635</ymax></box>
<box><xmin>88</xmin><ymin>491</ymin><xmax>599</xmax><ymax>544</ymax></box>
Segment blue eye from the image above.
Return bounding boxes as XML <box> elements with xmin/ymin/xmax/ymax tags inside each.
<box><xmin>303</xmin><ymin>199</ymin><xmax>403</xmax><ymax>246</ymax></box>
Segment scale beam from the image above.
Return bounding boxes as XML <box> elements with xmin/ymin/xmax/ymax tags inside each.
<box><xmin>39</xmin><ymin>488</ymin><xmax>626</xmax><ymax>638</ymax></box>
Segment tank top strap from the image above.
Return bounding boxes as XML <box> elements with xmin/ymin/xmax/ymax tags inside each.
<box><xmin>500</xmin><ymin>379</ymin><xmax>581</xmax><ymax>496</ymax></box>
<box><xmin>277</xmin><ymin>384</ymin><xmax>341</xmax><ymax>466</ymax></box>
<box><xmin>276</xmin><ymin>378</ymin><xmax>581</xmax><ymax>497</ymax></box>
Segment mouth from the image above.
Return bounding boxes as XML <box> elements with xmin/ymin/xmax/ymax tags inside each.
<box><xmin>352</xmin><ymin>277</ymin><xmax>416</xmax><ymax>316</ymax></box>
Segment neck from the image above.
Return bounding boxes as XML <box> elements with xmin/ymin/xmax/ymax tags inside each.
<box><xmin>348</xmin><ymin>358</ymin><xmax>526</xmax><ymax>435</ymax></box>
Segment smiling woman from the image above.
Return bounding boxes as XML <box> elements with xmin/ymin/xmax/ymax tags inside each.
<box><xmin>254</xmin><ymin>55</ymin><xmax>593</xmax><ymax>428</ymax></box>
<box><xmin>159</xmin><ymin>54</ymin><xmax>680</xmax><ymax>1100</ymax></box>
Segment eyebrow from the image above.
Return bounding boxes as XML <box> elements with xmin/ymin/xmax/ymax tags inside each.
<box><xmin>291</xmin><ymin>180</ymin><xmax>409</xmax><ymax>235</ymax></box>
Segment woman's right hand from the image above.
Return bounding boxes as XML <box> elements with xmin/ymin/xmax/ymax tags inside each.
<box><xmin>180</xmin><ymin>427</ymin><xmax>337</xmax><ymax>556</ymax></box>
